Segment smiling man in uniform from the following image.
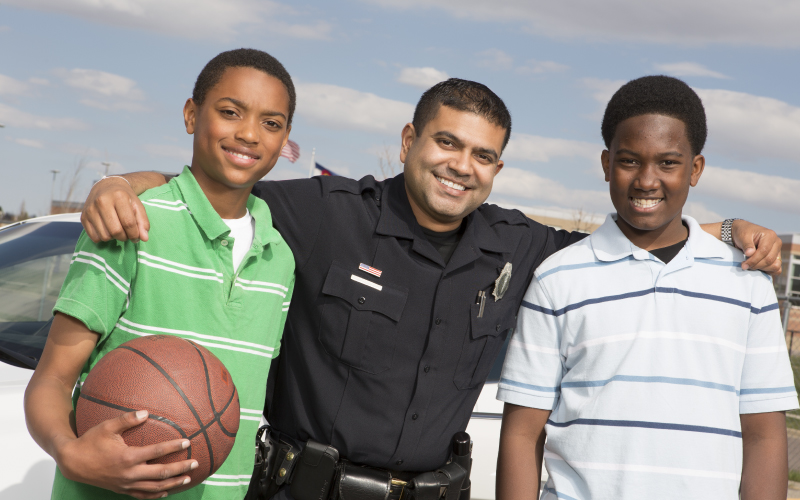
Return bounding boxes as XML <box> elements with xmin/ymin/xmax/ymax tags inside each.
<box><xmin>78</xmin><ymin>77</ymin><xmax>782</xmax><ymax>500</ymax></box>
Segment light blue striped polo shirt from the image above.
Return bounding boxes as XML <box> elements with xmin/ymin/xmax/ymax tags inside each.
<box><xmin>498</xmin><ymin>214</ymin><xmax>798</xmax><ymax>500</ymax></box>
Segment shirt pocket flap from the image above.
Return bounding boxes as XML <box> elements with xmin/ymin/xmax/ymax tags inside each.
<box><xmin>322</xmin><ymin>260</ymin><xmax>408</xmax><ymax>322</ymax></box>
<box><xmin>470</xmin><ymin>301</ymin><xmax>516</xmax><ymax>340</ymax></box>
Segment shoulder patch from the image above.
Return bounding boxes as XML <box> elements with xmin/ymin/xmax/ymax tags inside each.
<box><xmin>478</xmin><ymin>203</ymin><xmax>530</xmax><ymax>227</ymax></box>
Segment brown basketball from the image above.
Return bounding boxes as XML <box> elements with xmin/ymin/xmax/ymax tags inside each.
<box><xmin>76</xmin><ymin>335</ymin><xmax>240</xmax><ymax>493</ymax></box>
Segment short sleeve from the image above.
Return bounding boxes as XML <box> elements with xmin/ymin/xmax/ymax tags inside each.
<box><xmin>739</xmin><ymin>276</ymin><xmax>799</xmax><ymax>414</ymax></box>
<box><xmin>53</xmin><ymin>231</ymin><xmax>136</xmax><ymax>340</ymax></box>
<box><xmin>251</xmin><ymin>178</ymin><xmax>327</xmax><ymax>270</ymax></box>
<box><xmin>497</xmin><ymin>274</ymin><xmax>563</xmax><ymax>410</ymax></box>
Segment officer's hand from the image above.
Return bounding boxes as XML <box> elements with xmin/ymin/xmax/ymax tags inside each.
<box><xmin>733</xmin><ymin>220</ymin><xmax>782</xmax><ymax>276</ymax></box>
<box><xmin>81</xmin><ymin>177</ymin><xmax>150</xmax><ymax>243</ymax></box>
<box><xmin>56</xmin><ymin>410</ymin><xmax>197</xmax><ymax>499</ymax></box>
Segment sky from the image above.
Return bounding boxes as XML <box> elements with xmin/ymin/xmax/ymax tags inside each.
<box><xmin>1</xmin><ymin>0</ymin><xmax>800</xmax><ymax>232</ymax></box>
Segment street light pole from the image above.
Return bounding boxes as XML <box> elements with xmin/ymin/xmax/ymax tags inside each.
<box><xmin>101</xmin><ymin>161</ymin><xmax>111</xmax><ymax>177</ymax></box>
<box><xmin>49</xmin><ymin>170</ymin><xmax>60</xmax><ymax>215</ymax></box>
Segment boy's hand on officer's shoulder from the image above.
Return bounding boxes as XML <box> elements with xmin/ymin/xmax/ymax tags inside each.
<box><xmin>81</xmin><ymin>172</ymin><xmax>165</xmax><ymax>244</ymax></box>
<box><xmin>56</xmin><ymin>410</ymin><xmax>197</xmax><ymax>499</ymax></box>
<box><xmin>732</xmin><ymin>220</ymin><xmax>782</xmax><ymax>276</ymax></box>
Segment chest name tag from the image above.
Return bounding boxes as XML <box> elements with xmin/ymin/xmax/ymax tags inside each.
<box><xmin>351</xmin><ymin>274</ymin><xmax>383</xmax><ymax>291</ymax></box>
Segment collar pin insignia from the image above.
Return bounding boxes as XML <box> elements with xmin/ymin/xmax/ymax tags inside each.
<box><xmin>493</xmin><ymin>262</ymin><xmax>512</xmax><ymax>301</ymax></box>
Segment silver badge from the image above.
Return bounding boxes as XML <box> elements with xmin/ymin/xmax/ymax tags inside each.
<box><xmin>493</xmin><ymin>262</ymin><xmax>512</xmax><ymax>302</ymax></box>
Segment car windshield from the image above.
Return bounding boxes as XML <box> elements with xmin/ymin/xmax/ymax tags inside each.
<box><xmin>0</xmin><ymin>220</ymin><xmax>82</xmax><ymax>369</ymax></box>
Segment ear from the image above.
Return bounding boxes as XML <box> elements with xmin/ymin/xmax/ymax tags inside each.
<box><xmin>495</xmin><ymin>159</ymin><xmax>504</xmax><ymax>176</ymax></box>
<box><xmin>183</xmin><ymin>99</ymin><xmax>197</xmax><ymax>135</ymax></box>
<box><xmin>399</xmin><ymin>123</ymin><xmax>416</xmax><ymax>164</ymax></box>
<box><xmin>601</xmin><ymin>150</ymin><xmax>611</xmax><ymax>182</ymax></box>
<box><xmin>280</xmin><ymin>124</ymin><xmax>292</xmax><ymax>151</ymax></box>
<box><xmin>689</xmin><ymin>154</ymin><xmax>705</xmax><ymax>187</ymax></box>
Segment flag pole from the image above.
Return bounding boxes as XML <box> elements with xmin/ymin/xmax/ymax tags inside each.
<box><xmin>307</xmin><ymin>147</ymin><xmax>316</xmax><ymax>178</ymax></box>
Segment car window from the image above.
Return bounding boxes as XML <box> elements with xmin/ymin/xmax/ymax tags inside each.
<box><xmin>0</xmin><ymin>221</ymin><xmax>82</xmax><ymax>369</ymax></box>
<box><xmin>485</xmin><ymin>334</ymin><xmax>510</xmax><ymax>383</ymax></box>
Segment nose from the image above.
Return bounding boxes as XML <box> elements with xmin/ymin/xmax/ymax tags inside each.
<box><xmin>634</xmin><ymin>163</ymin><xmax>660</xmax><ymax>192</ymax></box>
<box><xmin>447</xmin><ymin>151</ymin><xmax>472</xmax><ymax>178</ymax></box>
<box><xmin>235</xmin><ymin>117</ymin><xmax>259</xmax><ymax>145</ymax></box>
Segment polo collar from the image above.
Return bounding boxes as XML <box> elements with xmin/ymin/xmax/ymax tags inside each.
<box><xmin>174</xmin><ymin>166</ymin><xmax>230</xmax><ymax>242</ymax></box>
<box><xmin>591</xmin><ymin>212</ymin><xmax>729</xmax><ymax>263</ymax></box>
<box><xmin>375</xmin><ymin>173</ymin><xmax>508</xmax><ymax>255</ymax></box>
<box><xmin>246</xmin><ymin>190</ymin><xmax>283</xmax><ymax>249</ymax></box>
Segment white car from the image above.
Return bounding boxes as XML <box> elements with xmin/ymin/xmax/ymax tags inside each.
<box><xmin>0</xmin><ymin>213</ymin><xmax>511</xmax><ymax>499</ymax></box>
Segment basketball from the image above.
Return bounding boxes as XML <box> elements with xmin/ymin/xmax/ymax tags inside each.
<box><xmin>76</xmin><ymin>335</ymin><xmax>240</xmax><ymax>493</ymax></box>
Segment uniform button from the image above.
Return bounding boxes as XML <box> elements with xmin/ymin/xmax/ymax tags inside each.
<box><xmin>424</xmin><ymin>366</ymin><xmax>430</xmax><ymax>373</ymax></box>
<box><xmin>396</xmin><ymin>460</ymin><xmax>403</xmax><ymax>466</ymax></box>
<box><xmin>375</xmin><ymin>196</ymin><xmax>380</xmax><ymax>202</ymax></box>
<box><xmin>435</xmin><ymin>318</ymin><xmax>442</xmax><ymax>325</ymax></box>
<box><xmin>412</xmin><ymin>413</ymin><xmax>418</xmax><ymax>420</ymax></box>
<box><xmin>496</xmin><ymin>324</ymin><xmax>501</xmax><ymax>331</ymax></box>
<box><xmin>220</xmin><ymin>240</ymin><xmax>229</xmax><ymax>246</ymax></box>
<box><xmin>358</xmin><ymin>297</ymin><xmax>366</xmax><ymax>304</ymax></box>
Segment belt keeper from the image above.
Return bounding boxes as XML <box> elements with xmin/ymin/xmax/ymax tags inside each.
<box><xmin>274</xmin><ymin>444</ymin><xmax>298</xmax><ymax>485</ymax></box>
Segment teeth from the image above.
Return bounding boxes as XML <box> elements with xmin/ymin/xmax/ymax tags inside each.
<box><xmin>632</xmin><ymin>198</ymin><xmax>662</xmax><ymax>208</ymax></box>
<box><xmin>435</xmin><ymin>175</ymin><xmax>466</xmax><ymax>191</ymax></box>
<box><xmin>229</xmin><ymin>150</ymin><xmax>256</xmax><ymax>160</ymax></box>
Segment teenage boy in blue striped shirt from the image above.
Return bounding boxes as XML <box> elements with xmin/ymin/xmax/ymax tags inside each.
<box><xmin>496</xmin><ymin>76</ymin><xmax>798</xmax><ymax>500</ymax></box>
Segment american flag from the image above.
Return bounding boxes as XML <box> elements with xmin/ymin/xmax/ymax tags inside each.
<box><xmin>359</xmin><ymin>263</ymin><xmax>382</xmax><ymax>278</ymax></box>
<box><xmin>280</xmin><ymin>140</ymin><xmax>300</xmax><ymax>163</ymax></box>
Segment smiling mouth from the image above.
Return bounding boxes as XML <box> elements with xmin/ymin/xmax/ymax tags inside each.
<box><xmin>223</xmin><ymin>146</ymin><xmax>260</xmax><ymax>161</ymax></box>
<box><xmin>631</xmin><ymin>197</ymin><xmax>663</xmax><ymax>208</ymax></box>
<box><xmin>435</xmin><ymin>175</ymin><xmax>466</xmax><ymax>192</ymax></box>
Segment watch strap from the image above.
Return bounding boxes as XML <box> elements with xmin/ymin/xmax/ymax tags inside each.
<box><xmin>721</xmin><ymin>218</ymin><xmax>740</xmax><ymax>246</ymax></box>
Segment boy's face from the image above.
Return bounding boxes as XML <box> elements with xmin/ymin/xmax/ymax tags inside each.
<box><xmin>184</xmin><ymin>66</ymin><xmax>291</xmax><ymax>189</ymax></box>
<box><xmin>400</xmin><ymin>105</ymin><xmax>505</xmax><ymax>231</ymax></box>
<box><xmin>601</xmin><ymin>113</ymin><xmax>704</xmax><ymax>246</ymax></box>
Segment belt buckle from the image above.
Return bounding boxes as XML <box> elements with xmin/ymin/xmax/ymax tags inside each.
<box><xmin>390</xmin><ymin>478</ymin><xmax>407</xmax><ymax>500</ymax></box>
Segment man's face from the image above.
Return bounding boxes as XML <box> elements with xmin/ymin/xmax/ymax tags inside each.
<box><xmin>184</xmin><ymin>66</ymin><xmax>291</xmax><ymax>189</ymax></box>
<box><xmin>602</xmin><ymin>113</ymin><xmax>704</xmax><ymax>245</ymax></box>
<box><xmin>400</xmin><ymin>106</ymin><xmax>505</xmax><ymax>231</ymax></box>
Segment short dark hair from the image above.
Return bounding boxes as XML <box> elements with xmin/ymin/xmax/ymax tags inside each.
<box><xmin>413</xmin><ymin>78</ymin><xmax>512</xmax><ymax>151</ymax></box>
<box><xmin>192</xmin><ymin>48</ymin><xmax>296</xmax><ymax>125</ymax></box>
<box><xmin>601</xmin><ymin>75</ymin><xmax>707</xmax><ymax>155</ymax></box>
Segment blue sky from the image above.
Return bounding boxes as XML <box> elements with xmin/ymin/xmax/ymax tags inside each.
<box><xmin>2</xmin><ymin>0</ymin><xmax>800</xmax><ymax>232</ymax></box>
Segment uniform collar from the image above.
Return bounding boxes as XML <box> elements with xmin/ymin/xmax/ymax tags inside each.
<box><xmin>591</xmin><ymin>212</ymin><xmax>729</xmax><ymax>263</ymax></box>
<box><xmin>175</xmin><ymin>166</ymin><xmax>282</xmax><ymax>249</ymax></box>
<box><xmin>375</xmin><ymin>173</ymin><xmax>508</xmax><ymax>257</ymax></box>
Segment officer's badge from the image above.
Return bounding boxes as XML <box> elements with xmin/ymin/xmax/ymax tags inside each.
<box><xmin>493</xmin><ymin>262</ymin><xmax>512</xmax><ymax>301</ymax></box>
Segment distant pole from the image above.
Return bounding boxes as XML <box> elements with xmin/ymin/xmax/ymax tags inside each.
<box><xmin>307</xmin><ymin>148</ymin><xmax>316</xmax><ymax>178</ymax></box>
<box><xmin>0</xmin><ymin>123</ymin><xmax>5</xmax><ymax>128</ymax></box>
<box><xmin>101</xmin><ymin>161</ymin><xmax>112</xmax><ymax>177</ymax></box>
<box><xmin>49</xmin><ymin>170</ymin><xmax>60</xmax><ymax>214</ymax></box>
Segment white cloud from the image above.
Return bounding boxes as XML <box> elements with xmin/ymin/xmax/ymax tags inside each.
<box><xmin>79</xmin><ymin>99</ymin><xmax>148</xmax><ymax>112</ymax></box>
<box><xmin>56</xmin><ymin>68</ymin><xmax>144</xmax><ymax>100</ymax></box>
<box><xmin>397</xmin><ymin>67</ymin><xmax>449</xmax><ymax>89</ymax></box>
<box><xmin>581</xmin><ymin>78</ymin><xmax>625</xmax><ymax>107</ymax></box>
<box><xmin>7</xmin><ymin>137</ymin><xmax>45</xmax><ymax>149</ymax></box>
<box><xmin>516</xmin><ymin>59</ymin><xmax>569</xmax><ymax>75</ymax></box>
<box><xmin>476</xmin><ymin>49</ymin><xmax>514</xmax><ymax>71</ymax></box>
<box><xmin>5</xmin><ymin>0</ymin><xmax>329</xmax><ymax>41</ymax></box>
<box><xmin>653</xmin><ymin>62</ymin><xmax>730</xmax><ymax>79</ymax></box>
<box><xmin>0</xmin><ymin>74</ymin><xmax>29</xmax><ymax>95</ymax></box>
<box><xmin>695</xmin><ymin>88</ymin><xmax>800</xmax><ymax>163</ymax></box>
<box><xmin>695</xmin><ymin>165</ymin><xmax>800</xmax><ymax>213</ymax></box>
<box><xmin>295</xmin><ymin>83</ymin><xmax>414</xmax><ymax>134</ymax></box>
<box><xmin>503</xmin><ymin>133</ymin><xmax>601</xmax><ymax>163</ymax></box>
<box><xmin>361</xmin><ymin>0</ymin><xmax>800</xmax><ymax>47</ymax></box>
<box><xmin>0</xmin><ymin>103</ymin><xmax>87</xmax><ymax>130</ymax></box>
<box><xmin>29</xmin><ymin>77</ymin><xmax>50</xmax><ymax>86</ymax></box>
<box><xmin>144</xmin><ymin>144</ymin><xmax>193</xmax><ymax>161</ymax></box>
<box><xmin>492</xmin><ymin>167</ymin><xmax>611</xmax><ymax>211</ymax></box>
<box><xmin>682</xmin><ymin>202</ymin><xmax>722</xmax><ymax>223</ymax></box>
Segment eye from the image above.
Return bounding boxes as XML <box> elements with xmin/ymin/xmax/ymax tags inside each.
<box><xmin>221</xmin><ymin>109</ymin><xmax>238</xmax><ymax>118</ymax></box>
<box><xmin>438</xmin><ymin>139</ymin><xmax>454</xmax><ymax>147</ymax></box>
<box><xmin>263</xmin><ymin>120</ymin><xmax>282</xmax><ymax>129</ymax></box>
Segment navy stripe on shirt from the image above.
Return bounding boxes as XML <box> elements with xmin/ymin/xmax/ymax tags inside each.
<box><xmin>546</xmin><ymin>418</ymin><xmax>742</xmax><ymax>438</ymax></box>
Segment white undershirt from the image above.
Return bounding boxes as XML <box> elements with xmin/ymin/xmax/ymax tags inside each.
<box><xmin>222</xmin><ymin>209</ymin><xmax>255</xmax><ymax>273</ymax></box>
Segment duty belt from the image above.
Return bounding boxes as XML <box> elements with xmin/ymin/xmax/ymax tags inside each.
<box><xmin>245</xmin><ymin>426</ymin><xmax>472</xmax><ymax>500</ymax></box>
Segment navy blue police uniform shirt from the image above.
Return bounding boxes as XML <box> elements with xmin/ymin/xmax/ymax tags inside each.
<box><xmin>252</xmin><ymin>173</ymin><xmax>585</xmax><ymax>472</ymax></box>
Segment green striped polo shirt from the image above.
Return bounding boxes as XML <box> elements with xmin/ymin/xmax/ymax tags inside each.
<box><xmin>51</xmin><ymin>166</ymin><xmax>295</xmax><ymax>500</ymax></box>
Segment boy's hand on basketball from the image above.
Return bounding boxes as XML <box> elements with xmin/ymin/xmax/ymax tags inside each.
<box><xmin>82</xmin><ymin>174</ymin><xmax>153</xmax><ymax>244</ymax></box>
<box><xmin>733</xmin><ymin>220</ymin><xmax>782</xmax><ymax>276</ymax></box>
<box><xmin>57</xmin><ymin>410</ymin><xmax>198</xmax><ymax>499</ymax></box>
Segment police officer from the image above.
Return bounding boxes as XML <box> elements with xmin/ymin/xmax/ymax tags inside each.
<box><xmin>81</xmin><ymin>79</ymin><xmax>782</xmax><ymax>499</ymax></box>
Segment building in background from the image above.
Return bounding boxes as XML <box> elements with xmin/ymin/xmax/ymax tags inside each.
<box><xmin>776</xmin><ymin>234</ymin><xmax>800</xmax><ymax>355</ymax></box>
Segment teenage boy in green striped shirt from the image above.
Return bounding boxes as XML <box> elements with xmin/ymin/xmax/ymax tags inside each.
<box><xmin>25</xmin><ymin>49</ymin><xmax>295</xmax><ymax>500</ymax></box>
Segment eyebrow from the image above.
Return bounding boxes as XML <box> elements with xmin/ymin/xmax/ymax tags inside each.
<box><xmin>433</xmin><ymin>130</ymin><xmax>499</xmax><ymax>161</ymax></box>
<box><xmin>616</xmin><ymin>148</ymin><xmax>683</xmax><ymax>157</ymax></box>
<box><xmin>218</xmin><ymin>97</ymin><xmax>287</xmax><ymax>119</ymax></box>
